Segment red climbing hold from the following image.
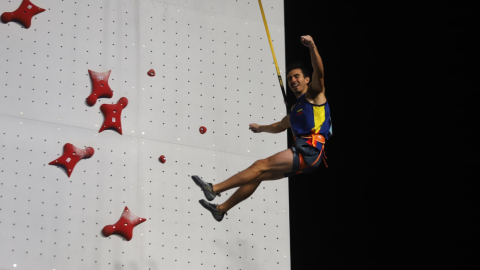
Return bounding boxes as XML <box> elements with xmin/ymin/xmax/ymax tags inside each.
<box><xmin>102</xmin><ymin>206</ymin><xmax>146</xmax><ymax>241</ymax></box>
<box><xmin>48</xmin><ymin>143</ymin><xmax>94</xmax><ymax>178</ymax></box>
<box><xmin>159</xmin><ymin>155</ymin><xmax>166</xmax><ymax>163</ymax></box>
<box><xmin>199</xmin><ymin>126</ymin><xmax>207</xmax><ymax>134</ymax></box>
<box><xmin>147</xmin><ymin>69</ymin><xmax>155</xmax><ymax>77</ymax></box>
<box><xmin>1</xmin><ymin>0</ymin><xmax>45</xmax><ymax>29</ymax></box>
<box><xmin>99</xmin><ymin>97</ymin><xmax>128</xmax><ymax>135</ymax></box>
<box><xmin>87</xmin><ymin>70</ymin><xmax>113</xmax><ymax>106</ymax></box>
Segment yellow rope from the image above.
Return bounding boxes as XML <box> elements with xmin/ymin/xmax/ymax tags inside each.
<box><xmin>257</xmin><ymin>0</ymin><xmax>288</xmax><ymax>110</ymax></box>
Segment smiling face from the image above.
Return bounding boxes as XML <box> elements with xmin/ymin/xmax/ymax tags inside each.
<box><xmin>287</xmin><ymin>68</ymin><xmax>310</xmax><ymax>97</ymax></box>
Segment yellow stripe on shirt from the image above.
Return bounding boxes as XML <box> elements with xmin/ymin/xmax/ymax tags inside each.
<box><xmin>312</xmin><ymin>105</ymin><xmax>326</xmax><ymax>134</ymax></box>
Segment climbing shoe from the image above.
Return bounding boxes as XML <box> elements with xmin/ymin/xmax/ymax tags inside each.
<box><xmin>191</xmin><ymin>175</ymin><xmax>220</xmax><ymax>201</ymax></box>
<box><xmin>199</xmin><ymin>199</ymin><xmax>226</xmax><ymax>222</ymax></box>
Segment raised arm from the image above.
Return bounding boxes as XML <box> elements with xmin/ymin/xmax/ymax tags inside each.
<box><xmin>301</xmin><ymin>35</ymin><xmax>325</xmax><ymax>97</ymax></box>
<box><xmin>249</xmin><ymin>115</ymin><xmax>290</xmax><ymax>134</ymax></box>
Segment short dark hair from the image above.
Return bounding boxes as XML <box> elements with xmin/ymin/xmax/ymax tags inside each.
<box><xmin>286</xmin><ymin>62</ymin><xmax>311</xmax><ymax>80</ymax></box>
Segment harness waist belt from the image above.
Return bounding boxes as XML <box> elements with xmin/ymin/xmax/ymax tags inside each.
<box><xmin>299</xmin><ymin>134</ymin><xmax>326</xmax><ymax>148</ymax></box>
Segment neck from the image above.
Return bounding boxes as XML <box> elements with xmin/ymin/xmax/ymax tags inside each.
<box><xmin>294</xmin><ymin>89</ymin><xmax>307</xmax><ymax>99</ymax></box>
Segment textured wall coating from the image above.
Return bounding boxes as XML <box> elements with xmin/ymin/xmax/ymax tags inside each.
<box><xmin>0</xmin><ymin>0</ymin><xmax>288</xmax><ymax>269</ymax></box>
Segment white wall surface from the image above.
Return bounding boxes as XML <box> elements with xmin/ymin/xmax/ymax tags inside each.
<box><xmin>0</xmin><ymin>0</ymin><xmax>288</xmax><ymax>269</ymax></box>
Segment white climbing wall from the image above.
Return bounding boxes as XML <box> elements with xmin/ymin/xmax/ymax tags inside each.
<box><xmin>0</xmin><ymin>0</ymin><xmax>288</xmax><ymax>270</ymax></box>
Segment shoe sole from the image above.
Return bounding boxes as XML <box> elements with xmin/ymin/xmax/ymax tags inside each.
<box><xmin>192</xmin><ymin>175</ymin><xmax>215</xmax><ymax>201</ymax></box>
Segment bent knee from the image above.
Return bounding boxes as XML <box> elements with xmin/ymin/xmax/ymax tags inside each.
<box><xmin>252</xmin><ymin>159</ymin><xmax>269</xmax><ymax>172</ymax></box>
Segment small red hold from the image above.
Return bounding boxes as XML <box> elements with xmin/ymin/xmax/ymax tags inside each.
<box><xmin>102</xmin><ymin>206</ymin><xmax>146</xmax><ymax>241</ymax></box>
<box><xmin>99</xmin><ymin>97</ymin><xmax>128</xmax><ymax>135</ymax></box>
<box><xmin>199</xmin><ymin>126</ymin><xmax>207</xmax><ymax>134</ymax></box>
<box><xmin>87</xmin><ymin>70</ymin><xmax>113</xmax><ymax>106</ymax></box>
<box><xmin>1</xmin><ymin>0</ymin><xmax>45</xmax><ymax>29</ymax></box>
<box><xmin>48</xmin><ymin>143</ymin><xmax>94</xmax><ymax>177</ymax></box>
<box><xmin>147</xmin><ymin>69</ymin><xmax>155</xmax><ymax>77</ymax></box>
<box><xmin>159</xmin><ymin>155</ymin><xmax>166</xmax><ymax>163</ymax></box>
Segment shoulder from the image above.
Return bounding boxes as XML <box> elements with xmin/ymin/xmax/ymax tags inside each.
<box><xmin>305</xmin><ymin>89</ymin><xmax>327</xmax><ymax>105</ymax></box>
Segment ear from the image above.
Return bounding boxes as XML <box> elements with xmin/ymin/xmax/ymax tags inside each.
<box><xmin>305</xmin><ymin>76</ymin><xmax>311</xmax><ymax>84</ymax></box>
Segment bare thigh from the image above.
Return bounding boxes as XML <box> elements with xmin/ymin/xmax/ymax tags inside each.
<box><xmin>259</xmin><ymin>148</ymin><xmax>294</xmax><ymax>175</ymax></box>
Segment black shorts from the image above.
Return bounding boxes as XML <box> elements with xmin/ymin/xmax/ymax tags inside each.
<box><xmin>284</xmin><ymin>137</ymin><xmax>324</xmax><ymax>177</ymax></box>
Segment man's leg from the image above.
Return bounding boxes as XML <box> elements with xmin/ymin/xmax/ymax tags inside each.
<box><xmin>213</xmin><ymin>148</ymin><xmax>293</xmax><ymax>194</ymax></box>
<box><xmin>217</xmin><ymin>172</ymin><xmax>284</xmax><ymax>213</ymax></box>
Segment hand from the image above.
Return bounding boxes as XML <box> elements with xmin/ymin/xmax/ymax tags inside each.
<box><xmin>300</xmin><ymin>35</ymin><xmax>315</xmax><ymax>49</ymax></box>
<box><xmin>249</xmin><ymin>123</ymin><xmax>261</xmax><ymax>133</ymax></box>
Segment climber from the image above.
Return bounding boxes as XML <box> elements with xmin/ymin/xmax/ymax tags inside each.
<box><xmin>193</xmin><ymin>35</ymin><xmax>332</xmax><ymax>221</ymax></box>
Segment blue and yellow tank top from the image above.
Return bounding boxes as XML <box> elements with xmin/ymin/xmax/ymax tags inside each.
<box><xmin>290</xmin><ymin>94</ymin><xmax>332</xmax><ymax>150</ymax></box>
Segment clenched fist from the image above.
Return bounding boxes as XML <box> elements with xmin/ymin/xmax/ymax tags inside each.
<box><xmin>300</xmin><ymin>35</ymin><xmax>315</xmax><ymax>49</ymax></box>
<box><xmin>249</xmin><ymin>123</ymin><xmax>261</xmax><ymax>133</ymax></box>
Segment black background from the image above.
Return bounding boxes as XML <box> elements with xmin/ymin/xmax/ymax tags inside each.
<box><xmin>283</xmin><ymin>1</ymin><xmax>479</xmax><ymax>269</ymax></box>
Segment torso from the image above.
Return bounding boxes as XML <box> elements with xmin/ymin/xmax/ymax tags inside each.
<box><xmin>289</xmin><ymin>89</ymin><xmax>332</xmax><ymax>148</ymax></box>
